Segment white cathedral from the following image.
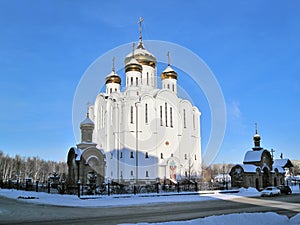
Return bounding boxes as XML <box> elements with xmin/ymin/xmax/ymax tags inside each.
<box><xmin>68</xmin><ymin>20</ymin><xmax>202</xmax><ymax>186</ymax></box>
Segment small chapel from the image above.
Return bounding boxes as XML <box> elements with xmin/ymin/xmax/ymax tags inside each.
<box><xmin>67</xmin><ymin>18</ymin><xmax>202</xmax><ymax>188</ymax></box>
<box><xmin>230</xmin><ymin>127</ymin><xmax>288</xmax><ymax>190</ymax></box>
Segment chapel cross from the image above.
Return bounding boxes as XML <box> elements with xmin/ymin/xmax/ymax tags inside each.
<box><xmin>132</xmin><ymin>42</ymin><xmax>135</xmax><ymax>56</ymax></box>
<box><xmin>167</xmin><ymin>51</ymin><xmax>170</xmax><ymax>66</ymax></box>
<box><xmin>86</xmin><ymin>101</ymin><xmax>90</xmax><ymax>116</ymax></box>
<box><xmin>137</xmin><ymin>17</ymin><xmax>144</xmax><ymax>43</ymax></box>
<box><xmin>270</xmin><ymin>148</ymin><xmax>275</xmax><ymax>159</ymax></box>
<box><xmin>112</xmin><ymin>57</ymin><xmax>115</xmax><ymax>72</ymax></box>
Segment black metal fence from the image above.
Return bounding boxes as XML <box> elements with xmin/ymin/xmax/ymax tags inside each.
<box><xmin>0</xmin><ymin>178</ymin><xmax>225</xmax><ymax>197</ymax></box>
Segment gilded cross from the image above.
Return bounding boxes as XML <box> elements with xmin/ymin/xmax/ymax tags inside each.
<box><xmin>137</xmin><ymin>17</ymin><xmax>144</xmax><ymax>42</ymax></box>
<box><xmin>112</xmin><ymin>57</ymin><xmax>115</xmax><ymax>72</ymax></box>
<box><xmin>167</xmin><ymin>51</ymin><xmax>170</xmax><ymax>66</ymax></box>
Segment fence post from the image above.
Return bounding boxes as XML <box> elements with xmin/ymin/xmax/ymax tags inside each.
<box><xmin>195</xmin><ymin>181</ymin><xmax>198</xmax><ymax>192</ymax></box>
<box><xmin>36</xmin><ymin>180</ymin><xmax>39</xmax><ymax>192</ymax></box>
<box><xmin>108</xmin><ymin>183</ymin><xmax>110</xmax><ymax>196</ymax></box>
<box><xmin>48</xmin><ymin>179</ymin><xmax>51</xmax><ymax>194</ymax></box>
<box><xmin>177</xmin><ymin>182</ymin><xmax>180</xmax><ymax>193</ymax></box>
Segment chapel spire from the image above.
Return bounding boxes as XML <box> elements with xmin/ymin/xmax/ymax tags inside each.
<box><xmin>137</xmin><ymin>17</ymin><xmax>144</xmax><ymax>48</ymax></box>
<box><xmin>253</xmin><ymin>123</ymin><xmax>262</xmax><ymax>150</ymax></box>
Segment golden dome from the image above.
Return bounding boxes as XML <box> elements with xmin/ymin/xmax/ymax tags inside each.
<box><xmin>161</xmin><ymin>65</ymin><xmax>178</xmax><ymax>80</ymax></box>
<box><xmin>125</xmin><ymin>57</ymin><xmax>143</xmax><ymax>73</ymax></box>
<box><xmin>125</xmin><ymin>42</ymin><xmax>156</xmax><ymax>68</ymax></box>
<box><xmin>105</xmin><ymin>71</ymin><xmax>121</xmax><ymax>84</ymax></box>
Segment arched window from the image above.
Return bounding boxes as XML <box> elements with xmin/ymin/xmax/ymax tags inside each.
<box><xmin>146</xmin><ymin>171</ymin><xmax>149</xmax><ymax>177</ymax></box>
<box><xmin>145</xmin><ymin>103</ymin><xmax>148</xmax><ymax>123</ymax></box>
<box><xmin>172</xmin><ymin>84</ymin><xmax>175</xmax><ymax>92</ymax></box>
<box><xmin>160</xmin><ymin>105</ymin><xmax>163</xmax><ymax>126</ymax></box>
<box><xmin>165</xmin><ymin>102</ymin><xmax>168</xmax><ymax>127</ymax></box>
<box><xmin>183</xmin><ymin>109</ymin><xmax>187</xmax><ymax>128</ymax></box>
<box><xmin>147</xmin><ymin>72</ymin><xmax>149</xmax><ymax>85</ymax></box>
<box><xmin>131</xmin><ymin>77</ymin><xmax>133</xmax><ymax>86</ymax></box>
<box><xmin>130</xmin><ymin>106</ymin><xmax>134</xmax><ymax>124</ymax></box>
<box><xmin>161</xmin><ymin>153</ymin><xmax>163</xmax><ymax>159</ymax></box>
<box><xmin>170</xmin><ymin>107</ymin><xmax>173</xmax><ymax>127</ymax></box>
<box><xmin>130</xmin><ymin>152</ymin><xmax>134</xmax><ymax>158</ymax></box>
<box><xmin>136</xmin><ymin>77</ymin><xmax>138</xmax><ymax>86</ymax></box>
<box><xmin>167</xmin><ymin>84</ymin><xmax>170</xmax><ymax>89</ymax></box>
<box><xmin>145</xmin><ymin>152</ymin><xmax>149</xmax><ymax>158</ymax></box>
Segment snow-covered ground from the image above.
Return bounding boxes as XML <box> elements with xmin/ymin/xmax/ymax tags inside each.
<box><xmin>1</xmin><ymin>186</ymin><xmax>300</xmax><ymax>225</ymax></box>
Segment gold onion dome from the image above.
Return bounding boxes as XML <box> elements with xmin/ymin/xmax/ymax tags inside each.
<box><xmin>161</xmin><ymin>65</ymin><xmax>178</xmax><ymax>80</ymax></box>
<box><xmin>125</xmin><ymin>57</ymin><xmax>143</xmax><ymax>73</ymax></box>
<box><xmin>125</xmin><ymin>42</ymin><xmax>156</xmax><ymax>68</ymax></box>
<box><xmin>105</xmin><ymin>70</ymin><xmax>121</xmax><ymax>84</ymax></box>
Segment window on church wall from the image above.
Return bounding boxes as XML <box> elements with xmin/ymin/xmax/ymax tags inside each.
<box><xmin>130</xmin><ymin>106</ymin><xmax>134</xmax><ymax>124</ymax></box>
<box><xmin>195</xmin><ymin>154</ymin><xmax>197</xmax><ymax>160</ymax></box>
<box><xmin>130</xmin><ymin>170</ymin><xmax>133</xmax><ymax>176</ymax></box>
<box><xmin>165</xmin><ymin>102</ymin><xmax>168</xmax><ymax>127</ymax></box>
<box><xmin>145</xmin><ymin>103</ymin><xmax>148</xmax><ymax>124</ymax></box>
<box><xmin>130</xmin><ymin>151</ymin><xmax>134</xmax><ymax>158</ymax></box>
<box><xmin>131</xmin><ymin>77</ymin><xmax>133</xmax><ymax>86</ymax></box>
<box><xmin>136</xmin><ymin>77</ymin><xmax>138</xmax><ymax>86</ymax></box>
<box><xmin>120</xmin><ymin>152</ymin><xmax>123</xmax><ymax>158</ymax></box>
<box><xmin>167</xmin><ymin>84</ymin><xmax>170</xmax><ymax>89</ymax></box>
<box><xmin>160</xmin><ymin>105</ymin><xmax>163</xmax><ymax>126</ymax></box>
<box><xmin>110</xmin><ymin>88</ymin><xmax>112</xmax><ymax>94</ymax></box>
<box><xmin>146</xmin><ymin>171</ymin><xmax>149</xmax><ymax>177</ymax></box>
<box><xmin>185</xmin><ymin>171</ymin><xmax>188</xmax><ymax>177</ymax></box>
<box><xmin>110</xmin><ymin>153</ymin><xmax>113</xmax><ymax>159</ymax></box>
<box><xmin>183</xmin><ymin>109</ymin><xmax>187</xmax><ymax>128</ymax></box>
<box><xmin>115</xmin><ymin>88</ymin><xmax>117</xmax><ymax>92</ymax></box>
<box><xmin>170</xmin><ymin>107</ymin><xmax>173</xmax><ymax>127</ymax></box>
<box><xmin>172</xmin><ymin>84</ymin><xmax>175</xmax><ymax>92</ymax></box>
<box><xmin>161</xmin><ymin>153</ymin><xmax>163</xmax><ymax>159</ymax></box>
<box><xmin>193</xmin><ymin>113</ymin><xmax>195</xmax><ymax>129</ymax></box>
<box><xmin>185</xmin><ymin>154</ymin><xmax>187</xmax><ymax>160</ymax></box>
<box><xmin>147</xmin><ymin>72</ymin><xmax>149</xmax><ymax>85</ymax></box>
<box><xmin>145</xmin><ymin>152</ymin><xmax>149</xmax><ymax>158</ymax></box>
<box><xmin>171</xmin><ymin>153</ymin><xmax>173</xmax><ymax>157</ymax></box>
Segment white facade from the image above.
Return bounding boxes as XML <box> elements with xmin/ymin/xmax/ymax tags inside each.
<box><xmin>88</xmin><ymin>40</ymin><xmax>202</xmax><ymax>184</ymax></box>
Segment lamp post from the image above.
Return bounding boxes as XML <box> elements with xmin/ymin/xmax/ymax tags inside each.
<box><xmin>156</xmin><ymin>177</ymin><xmax>160</xmax><ymax>194</ymax></box>
<box><xmin>61</xmin><ymin>179</ymin><xmax>65</xmax><ymax>194</ymax></box>
<box><xmin>77</xmin><ymin>179</ymin><xmax>81</xmax><ymax>198</ymax></box>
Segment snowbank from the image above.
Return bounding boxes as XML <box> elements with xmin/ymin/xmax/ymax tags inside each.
<box><xmin>120</xmin><ymin>212</ymin><xmax>300</xmax><ymax>225</ymax></box>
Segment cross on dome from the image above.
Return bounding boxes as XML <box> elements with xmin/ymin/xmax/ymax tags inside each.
<box><xmin>167</xmin><ymin>51</ymin><xmax>171</xmax><ymax>66</ymax></box>
<box><xmin>112</xmin><ymin>57</ymin><xmax>115</xmax><ymax>72</ymax></box>
<box><xmin>137</xmin><ymin>17</ymin><xmax>144</xmax><ymax>44</ymax></box>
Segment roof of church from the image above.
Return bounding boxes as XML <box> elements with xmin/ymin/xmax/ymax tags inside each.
<box><xmin>273</xmin><ymin>158</ymin><xmax>293</xmax><ymax>168</ymax></box>
<box><xmin>238</xmin><ymin>164</ymin><xmax>258</xmax><ymax>173</ymax></box>
<box><xmin>243</xmin><ymin>149</ymin><xmax>265</xmax><ymax>163</ymax></box>
<box><xmin>80</xmin><ymin>115</ymin><xmax>94</xmax><ymax>126</ymax></box>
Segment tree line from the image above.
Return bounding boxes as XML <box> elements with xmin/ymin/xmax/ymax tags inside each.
<box><xmin>0</xmin><ymin>150</ymin><xmax>67</xmax><ymax>183</ymax></box>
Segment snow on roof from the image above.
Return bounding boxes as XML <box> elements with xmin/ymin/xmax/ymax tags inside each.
<box><xmin>273</xmin><ymin>159</ymin><xmax>289</xmax><ymax>167</ymax></box>
<box><xmin>243</xmin><ymin>150</ymin><xmax>264</xmax><ymax>163</ymax></box>
<box><xmin>239</xmin><ymin>164</ymin><xmax>259</xmax><ymax>173</ymax></box>
<box><xmin>272</xmin><ymin>166</ymin><xmax>285</xmax><ymax>173</ymax></box>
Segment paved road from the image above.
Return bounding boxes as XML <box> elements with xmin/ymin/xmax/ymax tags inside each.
<box><xmin>0</xmin><ymin>194</ymin><xmax>299</xmax><ymax>225</ymax></box>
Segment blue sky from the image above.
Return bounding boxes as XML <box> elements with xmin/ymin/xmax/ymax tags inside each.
<box><xmin>0</xmin><ymin>0</ymin><xmax>299</xmax><ymax>164</ymax></box>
